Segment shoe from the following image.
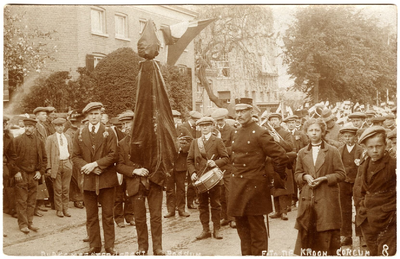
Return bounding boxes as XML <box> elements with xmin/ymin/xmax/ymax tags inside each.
<box><xmin>341</xmin><ymin>236</ymin><xmax>352</xmax><ymax>246</ymax></box>
<box><xmin>213</xmin><ymin>229</ymin><xmax>223</xmax><ymax>239</ymax></box>
<box><xmin>83</xmin><ymin>236</ymin><xmax>89</xmax><ymax>242</ymax></box>
<box><xmin>229</xmin><ymin>221</ymin><xmax>236</xmax><ymax>228</ymax></box>
<box><xmin>129</xmin><ymin>220</ymin><xmax>136</xmax><ymax>226</ymax></box>
<box><xmin>269</xmin><ymin>212</ymin><xmax>281</xmax><ymax>219</ymax></box>
<box><xmin>359</xmin><ymin>236</ymin><xmax>367</xmax><ymax>247</ymax></box>
<box><xmin>196</xmin><ymin>230</ymin><xmax>212</xmax><ymax>240</ymax></box>
<box><xmin>187</xmin><ymin>203</ymin><xmax>197</xmax><ymax>209</ymax></box>
<box><xmin>153</xmin><ymin>249</ymin><xmax>165</xmax><ymax>255</ymax></box>
<box><xmin>38</xmin><ymin>206</ymin><xmax>48</xmax><ymax>212</ymax></box>
<box><xmin>34</xmin><ymin>211</ymin><xmax>43</xmax><ymax>217</ymax></box>
<box><xmin>135</xmin><ymin>250</ymin><xmax>148</xmax><ymax>256</ymax></box>
<box><xmin>28</xmin><ymin>225</ymin><xmax>39</xmax><ymax>232</ymax></box>
<box><xmin>84</xmin><ymin>247</ymin><xmax>101</xmax><ymax>255</ymax></box>
<box><xmin>20</xmin><ymin>227</ymin><xmax>30</xmax><ymax>234</ymax></box>
<box><xmin>287</xmin><ymin>206</ymin><xmax>292</xmax><ymax>212</ymax></box>
<box><xmin>179</xmin><ymin>211</ymin><xmax>190</xmax><ymax>217</ymax></box>
<box><xmin>281</xmin><ymin>213</ymin><xmax>288</xmax><ymax>220</ymax></box>
<box><xmin>45</xmin><ymin>203</ymin><xmax>51</xmax><ymax>208</ymax></box>
<box><xmin>56</xmin><ymin>211</ymin><xmax>64</xmax><ymax>217</ymax></box>
<box><xmin>105</xmin><ymin>247</ymin><xmax>118</xmax><ymax>255</ymax></box>
<box><xmin>220</xmin><ymin>219</ymin><xmax>230</xmax><ymax>226</ymax></box>
<box><xmin>74</xmin><ymin>201</ymin><xmax>84</xmax><ymax>209</ymax></box>
<box><xmin>63</xmin><ymin>211</ymin><xmax>71</xmax><ymax>217</ymax></box>
<box><xmin>117</xmin><ymin>222</ymin><xmax>125</xmax><ymax>228</ymax></box>
<box><xmin>164</xmin><ymin>212</ymin><xmax>175</xmax><ymax>218</ymax></box>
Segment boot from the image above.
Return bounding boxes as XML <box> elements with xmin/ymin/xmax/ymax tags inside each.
<box><xmin>269</xmin><ymin>212</ymin><xmax>281</xmax><ymax>219</ymax></box>
<box><xmin>213</xmin><ymin>229</ymin><xmax>223</xmax><ymax>239</ymax></box>
<box><xmin>196</xmin><ymin>227</ymin><xmax>211</xmax><ymax>240</ymax></box>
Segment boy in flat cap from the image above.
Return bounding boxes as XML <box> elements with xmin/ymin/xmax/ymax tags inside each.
<box><xmin>71</xmin><ymin>102</ymin><xmax>119</xmax><ymax>255</ymax></box>
<box><xmin>45</xmin><ymin>118</ymin><xmax>73</xmax><ymax>218</ymax></box>
<box><xmin>354</xmin><ymin>126</ymin><xmax>396</xmax><ymax>256</ymax></box>
<box><xmin>13</xmin><ymin>118</ymin><xmax>47</xmax><ymax>234</ymax></box>
<box><xmin>337</xmin><ymin>125</ymin><xmax>364</xmax><ymax>247</ymax></box>
<box><xmin>187</xmin><ymin>116</ymin><xmax>229</xmax><ymax>240</ymax></box>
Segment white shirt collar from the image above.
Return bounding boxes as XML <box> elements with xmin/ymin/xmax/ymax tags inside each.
<box><xmin>89</xmin><ymin>122</ymin><xmax>101</xmax><ymax>133</ymax></box>
<box><xmin>203</xmin><ymin>132</ymin><xmax>212</xmax><ymax>141</ymax></box>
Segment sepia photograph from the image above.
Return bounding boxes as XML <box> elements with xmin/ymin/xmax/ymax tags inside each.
<box><xmin>2</xmin><ymin>2</ymin><xmax>397</xmax><ymax>256</ymax></box>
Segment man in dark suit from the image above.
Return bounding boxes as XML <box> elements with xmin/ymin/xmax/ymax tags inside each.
<box><xmin>116</xmin><ymin>114</ymin><xmax>165</xmax><ymax>256</ymax></box>
<box><xmin>164</xmin><ymin>110</ymin><xmax>192</xmax><ymax>218</ymax></box>
<box><xmin>71</xmin><ymin>102</ymin><xmax>119</xmax><ymax>255</ymax></box>
<box><xmin>229</xmin><ymin>98</ymin><xmax>288</xmax><ymax>255</ymax></box>
<box><xmin>181</xmin><ymin>110</ymin><xmax>202</xmax><ymax>209</ymax></box>
<box><xmin>187</xmin><ymin>116</ymin><xmax>229</xmax><ymax>240</ymax></box>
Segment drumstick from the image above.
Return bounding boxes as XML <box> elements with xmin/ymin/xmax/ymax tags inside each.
<box><xmin>198</xmin><ymin>154</ymin><xmax>216</xmax><ymax>178</ymax></box>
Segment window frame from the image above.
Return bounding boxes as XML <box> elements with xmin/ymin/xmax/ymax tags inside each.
<box><xmin>115</xmin><ymin>12</ymin><xmax>129</xmax><ymax>40</ymax></box>
<box><xmin>139</xmin><ymin>18</ymin><xmax>147</xmax><ymax>34</ymax></box>
<box><xmin>91</xmin><ymin>7</ymin><xmax>108</xmax><ymax>37</ymax></box>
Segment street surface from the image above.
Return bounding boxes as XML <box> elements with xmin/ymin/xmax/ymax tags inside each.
<box><xmin>3</xmin><ymin>193</ymin><xmax>365</xmax><ymax>256</ymax></box>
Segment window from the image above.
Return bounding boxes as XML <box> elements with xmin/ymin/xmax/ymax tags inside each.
<box><xmin>139</xmin><ymin>19</ymin><xmax>147</xmax><ymax>34</ymax></box>
<box><xmin>86</xmin><ymin>53</ymin><xmax>106</xmax><ymax>71</ymax></box>
<box><xmin>115</xmin><ymin>13</ymin><xmax>128</xmax><ymax>39</ymax></box>
<box><xmin>91</xmin><ymin>7</ymin><xmax>106</xmax><ymax>35</ymax></box>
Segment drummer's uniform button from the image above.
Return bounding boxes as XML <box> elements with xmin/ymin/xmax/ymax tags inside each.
<box><xmin>240</xmin><ymin>175</ymin><xmax>243</xmax><ymax>178</ymax></box>
<box><xmin>247</xmin><ymin>141</ymin><xmax>250</xmax><ymax>144</ymax></box>
<box><xmin>243</xmin><ymin>164</ymin><xmax>246</xmax><ymax>167</ymax></box>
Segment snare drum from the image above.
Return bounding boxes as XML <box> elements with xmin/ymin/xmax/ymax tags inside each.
<box><xmin>193</xmin><ymin>167</ymin><xmax>223</xmax><ymax>194</ymax></box>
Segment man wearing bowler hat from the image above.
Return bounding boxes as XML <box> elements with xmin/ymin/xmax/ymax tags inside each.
<box><xmin>13</xmin><ymin>118</ymin><xmax>47</xmax><ymax>234</ymax></box>
<box><xmin>354</xmin><ymin>126</ymin><xmax>396</xmax><ymax>256</ymax></box>
<box><xmin>71</xmin><ymin>102</ymin><xmax>119</xmax><ymax>255</ymax></box>
<box><xmin>229</xmin><ymin>97</ymin><xmax>288</xmax><ymax>255</ymax></box>
<box><xmin>45</xmin><ymin>118</ymin><xmax>73</xmax><ymax>218</ymax></box>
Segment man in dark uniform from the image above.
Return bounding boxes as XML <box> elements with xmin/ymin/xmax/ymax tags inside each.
<box><xmin>229</xmin><ymin>98</ymin><xmax>288</xmax><ymax>255</ymax></box>
<box><xmin>211</xmin><ymin>108</ymin><xmax>236</xmax><ymax>228</ymax></box>
<box><xmin>14</xmin><ymin>118</ymin><xmax>47</xmax><ymax>234</ymax></box>
<box><xmin>164</xmin><ymin>110</ymin><xmax>191</xmax><ymax>218</ymax></box>
<box><xmin>71</xmin><ymin>102</ymin><xmax>119</xmax><ymax>255</ymax></box>
<box><xmin>354</xmin><ymin>126</ymin><xmax>396</xmax><ymax>256</ymax></box>
<box><xmin>181</xmin><ymin>110</ymin><xmax>202</xmax><ymax>209</ymax></box>
<box><xmin>116</xmin><ymin>115</ymin><xmax>165</xmax><ymax>256</ymax></box>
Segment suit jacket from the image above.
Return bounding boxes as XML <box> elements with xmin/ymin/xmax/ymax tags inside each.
<box><xmin>14</xmin><ymin>133</ymin><xmax>47</xmax><ymax>175</ymax></box>
<box><xmin>217</xmin><ymin>123</ymin><xmax>235</xmax><ymax>177</ymax></box>
<box><xmin>275</xmin><ymin>126</ymin><xmax>294</xmax><ymax>152</ymax></box>
<box><xmin>174</xmin><ymin>125</ymin><xmax>192</xmax><ymax>172</ymax></box>
<box><xmin>3</xmin><ymin>131</ymin><xmax>18</xmax><ymax>178</ymax></box>
<box><xmin>228</xmin><ymin>121</ymin><xmax>288</xmax><ymax>217</ymax></box>
<box><xmin>324</xmin><ymin>122</ymin><xmax>342</xmax><ymax>148</ymax></box>
<box><xmin>71</xmin><ymin>123</ymin><xmax>118</xmax><ymax>191</ymax></box>
<box><xmin>187</xmin><ymin>135</ymin><xmax>229</xmax><ymax>177</ymax></box>
<box><xmin>45</xmin><ymin>133</ymin><xmax>73</xmax><ymax>178</ymax></box>
<box><xmin>338</xmin><ymin>143</ymin><xmax>363</xmax><ymax>183</ymax></box>
<box><xmin>294</xmin><ymin>141</ymin><xmax>346</xmax><ymax>232</ymax></box>
<box><xmin>35</xmin><ymin>122</ymin><xmax>48</xmax><ymax>143</ymax></box>
<box><xmin>355</xmin><ymin>153</ymin><xmax>396</xmax><ymax>229</ymax></box>
<box><xmin>288</xmin><ymin>129</ymin><xmax>309</xmax><ymax>153</ymax></box>
<box><xmin>182</xmin><ymin>121</ymin><xmax>200</xmax><ymax>138</ymax></box>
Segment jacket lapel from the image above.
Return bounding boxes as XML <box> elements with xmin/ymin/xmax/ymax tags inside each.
<box><xmin>93</xmin><ymin>124</ymin><xmax>106</xmax><ymax>155</ymax></box>
<box><xmin>81</xmin><ymin>126</ymin><xmax>92</xmax><ymax>153</ymax></box>
<box><xmin>52</xmin><ymin>134</ymin><xmax>60</xmax><ymax>156</ymax></box>
<box><xmin>204</xmin><ymin>136</ymin><xmax>216</xmax><ymax>158</ymax></box>
<box><xmin>303</xmin><ymin>147</ymin><xmax>316</xmax><ymax>177</ymax></box>
<box><xmin>370</xmin><ymin>154</ymin><xmax>390</xmax><ymax>177</ymax></box>
<box><xmin>314</xmin><ymin>146</ymin><xmax>328</xmax><ymax>175</ymax></box>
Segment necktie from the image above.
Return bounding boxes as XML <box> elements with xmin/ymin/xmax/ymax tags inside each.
<box><xmin>60</xmin><ymin>135</ymin><xmax>63</xmax><ymax>146</ymax></box>
<box><xmin>92</xmin><ymin>126</ymin><xmax>96</xmax><ymax>135</ymax></box>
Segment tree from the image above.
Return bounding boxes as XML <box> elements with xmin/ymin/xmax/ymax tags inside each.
<box><xmin>194</xmin><ymin>5</ymin><xmax>276</xmax><ymax>108</ymax></box>
<box><xmin>282</xmin><ymin>5</ymin><xmax>397</xmax><ymax>104</ymax></box>
<box><xmin>4</xmin><ymin>6</ymin><xmax>57</xmax><ymax>89</ymax></box>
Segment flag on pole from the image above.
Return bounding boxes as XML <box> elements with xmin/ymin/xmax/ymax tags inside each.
<box><xmin>161</xmin><ymin>18</ymin><xmax>216</xmax><ymax>66</ymax></box>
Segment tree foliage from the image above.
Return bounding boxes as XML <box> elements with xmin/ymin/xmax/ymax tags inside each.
<box><xmin>4</xmin><ymin>6</ymin><xmax>57</xmax><ymax>88</ymax></box>
<box><xmin>194</xmin><ymin>5</ymin><xmax>275</xmax><ymax>107</ymax></box>
<box><xmin>282</xmin><ymin>5</ymin><xmax>397</xmax><ymax>104</ymax></box>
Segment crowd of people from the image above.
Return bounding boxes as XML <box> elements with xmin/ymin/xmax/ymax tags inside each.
<box><xmin>2</xmin><ymin>98</ymin><xmax>397</xmax><ymax>256</ymax></box>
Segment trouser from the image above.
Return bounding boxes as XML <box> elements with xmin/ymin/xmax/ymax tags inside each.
<box><xmin>220</xmin><ymin>177</ymin><xmax>234</xmax><ymax>222</ymax></box>
<box><xmin>360</xmin><ymin>216</ymin><xmax>396</xmax><ymax>256</ymax></box>
<box><xmin>84</xmin><ymin>187</ymin><xmax>116</xmax><ymax>249</ymax></box>
<box><xmin>132</xmin><ymin>181</ymin><xmax>163</xmax><ymax>253</ymax></box>
<box><xmin>15</xmin><ymin>171</ymin><xmax>38</xmax><ymax>229</ymax></box>
<box><xmin>198</xmin><ymin>184</ymin><xmax>221</xmax><ymax>231</ymax></box>
<box><xmin>3</xmin><ymin>166</ymin><xmax>16</xmax><ymax>215</ymax></box>
<box><xmin>291</xmin><ymin>162</ymin><xmax>299</xmax><ymax>204</ymax></box>
<box><xmin>339</xmin><ymin>181</ymin><xmax>361</xmax><ymax>237</ymax></box>
<box><xmin>69</xmin><ymin>165</ymin><xmax>83</xmax><ymax>202</ymax></box>
<box><xmin>165</xmin><ymin>170</ymin><xmax>186</xmax><ymax>214</ymax></box>
<box><xmin>45</xmin><ymin>175</ymin><xmax>54</xmax><ymax>208</ymax></box>
<box><xmin>273</xmin><ymin>195</ymin><xmax>291</xmax><ymax>214</ymax></box>
<box><xmin>235</xmin><ymin>215</ymin><xmax>268</xmax><ymax>256</ymax></box>
<box><xmin>53</xmin><ymin>159</ymin><xmax>72</xmax><ymax>212</ymax></box>
<box><xmin>186</xmin><ymin>171</ymin><xmax>196</xmax><ymax>206</ymax></box>
<box><xmin>114</xmin><ymin>180</ymin><xmax>134</xmax><ymax>224</ymax></box>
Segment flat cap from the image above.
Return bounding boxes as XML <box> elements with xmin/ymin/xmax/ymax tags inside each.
<box><xmin>348</xmin><ymin>112</ymin><xmax>366</xmax><ymax>119</ymax></box>
<box><xmin>82</xmin><ymin>102</ymin><xmax>104</xmax><ymax>114</ymax></box>
<box><xmin>23</xmin><ymin>118</ymin><xmax>37</xmax><ymax>126</ymax></box>
<box><xmin>358</xmin><ymin>126</ymin><xmax>387</xmax><ymax>144</ymax></box>
<box><xmin>118</xmin><ymin>110</ymin><xmax>135</xmax><ymax>121</ymax></box>
<box><xmin>371</xmin><ymin>116</ymin><xmax>385</xmax><ymax>123</ymax></box>
<box><xmin>387</xmin><ymin>130</ymin><xmax>396</xmax><ymax>140</ymax></box>
<box><xmin>189</xmin><ymin>111</ymin><xmax>202</xmax><ymax>120</ymax></box>
<box><xmin>172</xmin><ymin>110</ymin><xmax>181</xmax><ymax>117</ymax></box>
<box><xmin>339</xmin><ymin>125</ymin><xmax>358</xmax><ymax>134</ymax></box>
<box><xmin>385</xmin><ymin>113</ymin><xmax>395</xmax><ymax>119</ymax></box>
<box><xmin>52</xmin><ymin>118</ymin><xmax>66</xmax><ymax>125</ymax></box>
<box><xmin>321</xmin><ymin>109</ymin><xmax>336</xmax><ymax>122</ymax></box>
<box><xmin>211</xmin><ymin>108</ymin><xmax>229</xmax><ymax>120</ymax></box>
<box><xmin>235</xmin><ymin>97</ymin><xmax>253</xmax><ymax>111</ymax></box>
<box><xmin>365</xmin><ymin>110</ymin><xmax>376</xmax><ymax>116</ymax></box>
<box><xmin>33</xmin><ymin>107</ymin><xmax>48</xmax><ymax>114</ymax></box>
<box><xmin>46</xmin><ymin>107</ymin><xmax>56</xmax><ymax>112</ymax></box>
<box><xmin>268</xmin><ymin>113</ymin><xmax>282</xmax><ymax>120</ymax></box>
<box><xmin>196</xmin><ymin>116</ymin><xmax>215</xmax><ymax>126</ymax></box>
<box><xmin>283</xmin><ymin>115</ymin><xmax>299</xmax><ymax>122</ymax></box>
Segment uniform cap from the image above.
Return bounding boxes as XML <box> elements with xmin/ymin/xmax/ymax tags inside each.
<box><xmin>118</xmin><ymin>110</ymin><xmax>135</xmax><ymax>121</ymax></box>
<box><xmin>33</xmin><ymin>107</ymin><xmax>48</xmax><ymax>114</ymax></box>
<box><xmin>235</xmin><ymin>97</ymin><xmax>253</xmax><ymax>111</ymax></box>
<box><xmin>339</xmin><ymin>125</ymin><xmax>358</xmax><ymax>134</ymax></box>
<box><xmin>348</xmin><ymin>112</ymin><xmax>366</xmax><ymax>119</ymax></box>
<box><xmin>283</xmin><ymin>115</ymin><xmax>299</xmax><ymax>122</ymax></box>
<box><xmin>172</xmin><ymin>110</ymin><xmax>181</xmax><ymax>117</ymax></box>
<box><xmin>211</xmin><ymin>108</ymin><xmax>229</xmax><ymax>120</ymax></box>
<box><xmin>196</xmin><ymin>116</ymin><xmax>215</xmax><ymax>126</ymax></box>
<box><xmin>23</xmin><ymin>118</ymin><xmax>37</xmax><ymax>126</ymax></box>
<box><xmin>358</xmin><ymin>126</ymin><xmax>387</xmax><ymax>144</ymax></box>
<box><xmin>52</xmin><ymin>118</ymin><xmax>66</xmax><ymax>125</ymax></box>
<box><xmin>189</xmin><ymin>111</ymin><xmax>202</xmax><ymax>120</ymax></box>
<box><xmin>82</xmin><ymin>102</ymin><xmax>104</xmax><ymax>114</ymax></box>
